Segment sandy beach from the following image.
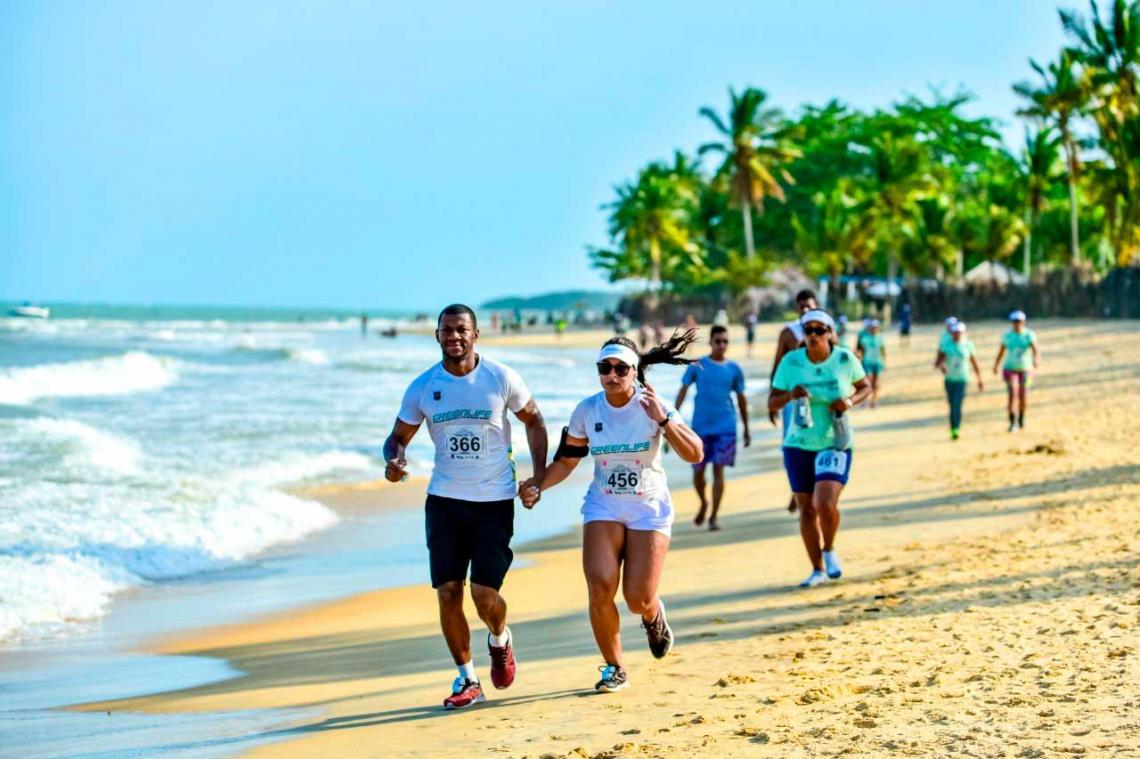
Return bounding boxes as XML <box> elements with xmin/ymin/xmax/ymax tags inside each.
<box><xmin>77</xmin><ymin>319</ymin><xmax>1140</xmax><ymax>758</ymax></box>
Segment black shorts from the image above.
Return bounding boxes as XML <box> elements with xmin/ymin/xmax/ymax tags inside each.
<box><xmin>425</xmin><ymin>494</ymin><xmax>514</xmax><ymax>590</ymax></box>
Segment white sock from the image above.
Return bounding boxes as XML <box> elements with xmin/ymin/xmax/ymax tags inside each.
<box><xmin>489</xmin><ymin>625</ymin><xmax>511</xmax><ymax>648</ymax></box>
<box><xmin>458</xmin><ymin>660</ymin><xmax>477</xmax><ymax>682</ymax></box>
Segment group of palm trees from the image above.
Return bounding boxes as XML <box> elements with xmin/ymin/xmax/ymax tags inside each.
<box><xmin>591</xmin><ymin>0</ymin><xmax>1140</xmax><ymax>312</ymax></box>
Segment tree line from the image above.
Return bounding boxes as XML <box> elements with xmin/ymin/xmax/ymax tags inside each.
<box><xmin>590</xmin><ymin>0</ymin><xmax>1140</xmax><ymax>320</ymax></box>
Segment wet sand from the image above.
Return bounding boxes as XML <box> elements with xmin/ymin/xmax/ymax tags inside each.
<box><xmin>78</xmin><ymin>319</ymin><xmax>1140</xmax><ymax>757</ymax></box>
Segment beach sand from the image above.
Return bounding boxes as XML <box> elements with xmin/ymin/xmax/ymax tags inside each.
<box><xmin>78</xmin><ymin>319</ymin><xmax>1140</xmax><ymax>757</ymax></box>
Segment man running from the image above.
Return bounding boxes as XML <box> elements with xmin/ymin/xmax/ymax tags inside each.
<box><xmin>934</xmin><ymin>320</ymin><xmax>984</xmax><ymax>440</ymax></box>
<box><xmin>856</xmin><ymin>319</ymin><xmax>886</xmax><ymax>408</ymax></box>
<box><xmin>993</xmin><ymin>309</ymin><xmax>1040</xmax><ymax>431</ymax></box>
<box><xmin>770</xmin><ymin>289</ymin><xmax>819</xmax><ymax>512</ymax></box>
<box><xmin>383</xmin><ymin>304</ymin><xmax>548</xmax><ymax>710</ymax></box>
<box><xmin>675</xmin><ymin>325</ymin><xmax>750</xmax><ymax>531</ymax></box>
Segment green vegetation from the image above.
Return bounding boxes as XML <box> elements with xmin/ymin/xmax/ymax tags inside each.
<box><xmin>590</xmin><ymin>0</ymin><xmax>1140</xmax><ymax>302</ymax></box>
<box><xmin>481</xmin><ymin>290</ymin><xmax>620</xmax><ymax>312</ymax></box>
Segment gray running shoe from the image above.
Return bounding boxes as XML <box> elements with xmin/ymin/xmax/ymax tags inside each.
<box><xmin>641</xmin><ymin>601</ymin><xmax>674</xmax><ymax>659</ymax></box>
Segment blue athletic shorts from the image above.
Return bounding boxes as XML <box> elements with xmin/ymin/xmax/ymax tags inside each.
<box><xmin>694</xmin><ymin>432</ymin><xmax>736</xmax><ymax>468</ymax></box>
<box><xmin>782</xmin><ymin>447</ymin><xmax>853</xmax><ymax>494</ymax></box>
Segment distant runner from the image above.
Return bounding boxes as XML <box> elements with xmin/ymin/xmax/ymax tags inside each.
<box><xmin>898</xmin><ymin>302</ymin><xmax>912</xmax><ymax>347</ymax></box>
<box><xmin>769</xmin><ymin>310</ymin><xmax>871</xmax><ymax>588</ymax></box>
<box><xmin>675</xmin><ymin>325</ymin><xmax>750</xmax><ymax>531</ymax></box>
<box><xmin>934</xmin><ymin>320</ymin><xmax>985</xmax><ymax>440</ymax></box>
<box><xmin>993</xmin><ymin>310</ymin><xmax>1040</xmax><ymax>431</ymax></box>
<box><xmin>744</xmin><ymin>311</ymin><xmax>758</xmax><ymax>358</ymax></box>
<box><xmin>856</xmin><ymin>319</ymin><xmax>886</xmax><ymax>408</ymax></box>
<box><xmin>521</xmin><ymin>332</ymin><xmax>703</xmax><ymax>693</ymax></box>
<box><xmin>770</xmin><ymin>289</ymin><xmax>819</xmax><ymax>513</ymax></box>
<box><xmin>382</xmin><ymin>304</ymin><xmax>549</xmax><ymax>710</ymax></box>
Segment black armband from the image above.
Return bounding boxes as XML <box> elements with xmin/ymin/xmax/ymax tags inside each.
<box><xmin>553</xmin><ymin>425</ymin><xmax>588</xmax><ymax>461</ymax></box>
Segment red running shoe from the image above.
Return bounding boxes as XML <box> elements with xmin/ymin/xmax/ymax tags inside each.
<box><xmin>443</xmin><ymin>677</ymin><xmax>485</xmax><ymax>710</ymax></box>
<box><xmin>488</xmin><ymin>632</ymin><xmax>517</xmax><ymax>689</ymax></box>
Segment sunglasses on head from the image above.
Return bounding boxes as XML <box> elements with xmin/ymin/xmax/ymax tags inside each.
<box><xmin>596</xmin><ymin>362</ymin><xmax>633</xmax><ymax>377</ymax></box>
<box><xmin>803</xmin><ymin>325</ymin><xmax>830</xmax><ymax>337</ymax></box>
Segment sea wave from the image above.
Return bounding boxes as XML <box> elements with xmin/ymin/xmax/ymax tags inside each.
<box><xmin>0</xmin><ymin>452</ymin><xmax>359</xmax><ymax>642</ymax></box>
<box><xmin>7</xmin><ymin>418</ymin><xmax>143</xmax><ymax>476</ymax></box>
<box><xmin>0</xmin><ymin>351</ymin><xmax>178</xmax><ymax>406</ymax></box>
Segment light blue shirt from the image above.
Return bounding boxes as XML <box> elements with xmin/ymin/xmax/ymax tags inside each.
<box><xmin>680</xmin><ymin>356</ymin><xmax>745</xmax><ymax>436</ymax></box>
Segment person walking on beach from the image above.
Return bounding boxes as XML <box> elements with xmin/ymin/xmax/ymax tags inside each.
<box><xmin>674</xmin><ymin>325</ymin><xmax>749</xmax><ymax>531</ymax></box>
<box><xmin>993</xmin><ymin>310</ymin><xmax>1040</xmax><ymax>432</ymax></box>
<box><xmin>520</xmin><ymin>332</ymin><xmax>703</xmax><ymax>693</ymax></box>
<box><xmin>770</xmin><ymin>289</ymin><xmax>819</xmax><ymax>513</ymax></box>
<box><xmin>382</xmin><ymin>304</ymin><xmax>549</xmax><ymax>710</ymax></box>
<box><xmin>898</xmin><ymin>302</ymin><xmax>912</xmax><ymax>347</ymax></box>
<box><xmin>769</xmin><ymin>310</ymin><xmax>871</xmax><ymax>588</ymax></box>
<box><xmin>744</xmin><ymin>310</ymin><xmax>758</xmax><ymax>357</ymax></box>
<box><xmin>934</xmin><ymin>320</ymin><xmax>985</xmax><ymax>440</ymax></box>
<box><xmin>856</xmin><ymin>319</ymin><xmax>886</xmax><ymax>408</ymax></box>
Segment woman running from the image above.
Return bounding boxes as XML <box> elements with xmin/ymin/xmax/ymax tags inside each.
<box><xmin>520</xmin><ymin>332</ymin><xmax>703</xmax><ymax>693</ymax></box>
<box><xmin>769</xmin><ymin>310</ymin><xmax>871</xmax><ymax>588</ymax></box>
<box><xmin>856</xmin><ymin>319</ymin><xmax>886</xmax><ymax>408</ymax></box>
<box><xmin>993</xmin><ymin>310</ymin><xmax>1040</xmax><ymax>431</ymax></box>
<box><xmin>934</xmin><ymin>320</ymin><xmax>984</xmax><ymax>440</ymax></box>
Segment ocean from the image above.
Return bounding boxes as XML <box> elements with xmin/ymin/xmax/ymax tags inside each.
<box><xmin>0</xmin><ymin>304</ymin><xmax>623</xmax><ymax>645</ymax></box>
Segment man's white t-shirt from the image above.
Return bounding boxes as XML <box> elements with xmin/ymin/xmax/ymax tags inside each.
<box><xmin>785</xmin><ymin>319</ymin><xmax>805</xmax><ymax>344</ymax></box>
<box><xmin>397</xmin><ymin>355</ymin><xmax>531</xmax><ymax>502</ymax></box>
<box><xmin>567</xmin><ymin>389</ymin><xmax>676</xmax><ymax>512</ymax></box>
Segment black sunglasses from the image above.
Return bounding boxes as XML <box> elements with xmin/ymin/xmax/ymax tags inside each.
<box><xmin>803</xmin><ymin>326</ymin><xmax>831</xmax><ymax>336</ymax></box>
<box><xmin>596</xmin><ymin>362</ymin><xmax>633</xmax><ymax>377</ymax></box>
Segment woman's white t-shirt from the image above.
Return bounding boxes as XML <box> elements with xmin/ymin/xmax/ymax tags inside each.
<box><xmin>398</xmin><ymin>355</ymin><xmax>531</xmax><ymax>502</ymax></box>
<box><xmin>567</xmin><ymin>389</ymin><xmax>676</xmax><ymax>520</ymax></box>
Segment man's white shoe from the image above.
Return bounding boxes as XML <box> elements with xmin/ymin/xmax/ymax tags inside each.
<box><xmin>822</xmin><ymin>550</ymin><xmax>843</xmax><ymax>579</ymax></box>
<box><xmin>800</xmin><ymin>570</ymin><xmax>828</xmax><ymax>588</ymax></box>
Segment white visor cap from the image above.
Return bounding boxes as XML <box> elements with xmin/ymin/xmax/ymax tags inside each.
<box><xmin>800</xmin><ymin>309</ymin><xmax>836</xmax><ymax>331</ymax></box>
<box><xmin>945</xmin><ymin>316</ymin><xmax>959</xmax><ymax>327</ymax></box>
<box><xmin>950</xmin><ymin>321</ymin><xmax>967</xmax><ymax>333</ymax></box>
<box><xmin>597</xmin><ymin>343</ymin><xmax>641</xmax><ymax>368</ymax></box>
<box><xmin>1009</xmin><ymin>310</ymin><xmax>1027</xmax><ymax>322</ymax></box>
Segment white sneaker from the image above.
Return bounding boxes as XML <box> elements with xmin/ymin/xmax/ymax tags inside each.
<box><xmin>800</xmin><ymin>570</ymin><xmax>828</xmax><ymax>588</ymax></box>
<box><xmin>822</xmin><ymin>550</ymin><xmax>843</xmax><ymax>579</ymax></box>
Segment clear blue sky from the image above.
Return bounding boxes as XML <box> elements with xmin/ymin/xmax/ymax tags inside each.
<box><xmin>1</xmin><ymin>1</ymin><xmax>1069</xmax><ymax>311</ymax></box>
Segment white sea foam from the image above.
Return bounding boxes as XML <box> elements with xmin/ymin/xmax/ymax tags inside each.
<box><xmin>0</xmin><ymin>352</ymin><xmax>178</xmax><ymax>406</ymax></box>
<box><xmin>20</xmin><ymin>418</ymin><xmax>143</xmax><ymax>475</ymax></box>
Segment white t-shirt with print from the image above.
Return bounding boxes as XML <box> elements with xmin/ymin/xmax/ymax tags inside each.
<box><xmin>567</xmin><ymin>389</ymin><xmax>676</xmax><ymax>514</ymax></box>
<box><xmin>398</xmin><ymin>355</ymin><xmax>531</xmax><ymax>502</ymax></box>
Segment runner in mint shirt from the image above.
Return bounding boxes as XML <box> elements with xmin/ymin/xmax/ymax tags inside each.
<box><xmin>992</xmin><ymin>310</ymin><xmax>1040</xmax><ymax>431</ymax></box>
<box><xmin>855</xmin><ymin>319</ymin><xmax>886</xmax><ymax>408</ymax></box>
<box><xmin>769</xmin><ymin>310</ymin><xmax>871</xmax><ymax>588</ymax></box>
<box><xmin>675</xmin><ymin>325</ymin><xmax>750</xmax><ymax>531</ymax></box>
<box><xmin>934</xmin><ymin>321</ymin><xmax>985</xmax><ymax>440</ymax></box>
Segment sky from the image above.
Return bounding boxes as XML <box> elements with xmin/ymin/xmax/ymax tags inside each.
<box><xmin>1</xmin><ymin>1</ymin><xmax>1071</xmax><ymax>311</ymax></box>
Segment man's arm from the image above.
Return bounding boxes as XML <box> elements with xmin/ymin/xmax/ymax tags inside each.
<box><xmin>736</xmin><ymin>392</ymin><xmax>751</xmax><ymax>446</ymax></box>
<box><xmin>382</xmin><ymin>419</ymin><xmax>421</xmax><ymax>482</ymax></box>
<box><xmin>993</xmin><ymin>345</ymin><xmax>1006</xmax><ymax>374</ymax></box>
<box><xmin>769</xmin><ymin>327</ymin><xmax>797</xmax><ymax>423</ymax></box>
<box><xmin>513</xmin><ymin>399</ymin><xmax>548</xmax><ymax>483</ymax></box>
<box><xmin>674</xmin><ymin>383</ymin><xmax>690</xmax><ymax>411</ymax></box>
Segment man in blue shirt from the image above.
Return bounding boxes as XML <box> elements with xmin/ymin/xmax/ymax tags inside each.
<box><xmin>675</xmin><ymin>325</ymin><xmax>750</xmax><ymax>530</ymax></box>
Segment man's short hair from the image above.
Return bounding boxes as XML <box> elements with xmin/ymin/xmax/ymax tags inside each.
<box><xmin>437</xmin><ymin>303</ymin><xmax>478</xmax><ymax>328</ymax></box>
<box><xmin>795</xmin><ymin>289</ymin><xmax>817</xmax><ymax>304</ymax></box>
<box><xmin>710</xmin><ymin>325</ymin><xmax>728</xmax><ymax>338</ymax></box>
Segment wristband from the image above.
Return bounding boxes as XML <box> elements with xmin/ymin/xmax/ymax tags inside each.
<box><xmin>658</xmin><ymin>410</ymin><xmax>676</xmax><ymax>428</ymax></box>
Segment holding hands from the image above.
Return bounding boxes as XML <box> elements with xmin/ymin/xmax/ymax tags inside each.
<box><xmin>518</xmin><ymin>477</ymin><xmax>541</xmax><ymax>509</ymax></box>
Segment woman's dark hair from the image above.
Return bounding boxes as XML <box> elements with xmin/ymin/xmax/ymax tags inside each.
<box><xmin>603</xmin><ymin>328</ymin><xmax>698</xmax><ymax>384</ymax></box>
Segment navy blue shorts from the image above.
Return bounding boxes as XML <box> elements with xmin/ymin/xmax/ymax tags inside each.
<box><xmin>782</xmin><ymin>447</ymin><xmax>853</xmax><ymax>493</ymax></box>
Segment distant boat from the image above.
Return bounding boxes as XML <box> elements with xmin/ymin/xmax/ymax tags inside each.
<box><xmin>9</xmin><ymin>303</ymin><xmax>50</xmax><ymax>319</ymax></box>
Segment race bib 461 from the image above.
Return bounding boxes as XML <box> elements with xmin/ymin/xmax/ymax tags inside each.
<box><xmin>814</xmin><ymin>449</ymin><xmax>848</xmax><ymax>477</ymax></box>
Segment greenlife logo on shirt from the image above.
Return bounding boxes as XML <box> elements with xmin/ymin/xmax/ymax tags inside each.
<box><xmin>433</xmin><ymin>409</ymin><xmax>493</xmax><ymax>423</ymax></box>
<box><xmin>591</xmin><ymin>442</ymin><xmax>651</xmax><ymax>456</ymax></box>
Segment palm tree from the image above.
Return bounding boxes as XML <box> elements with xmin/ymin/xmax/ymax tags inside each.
<box><xmin>857</xmin><ymin>128</ymin><xmax>940</xmax><ymax>324</ymax></box>
<box><xmin>1060</xmin><ymin>0</ymin><xmax>1140</xmax><ymax>264</ymax></box>
<box><xmin>1019</xmin><ymin>125</ymin><xmax>1062</xmax><ymax>276</ymax></box>
<box><xmin>592</xmin><ymin>162</ymin><xmax>701</xmax><ymax>301</ymax></box>
<box><xmin>698</xmin><ymin>87</ymin><xmax>801</xmax><ymax>260</ymax></box>
<box><xmin>1014</xmin><ymin>50</ymin><xmax>1087</xmax><ymax>264</ymax></box>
